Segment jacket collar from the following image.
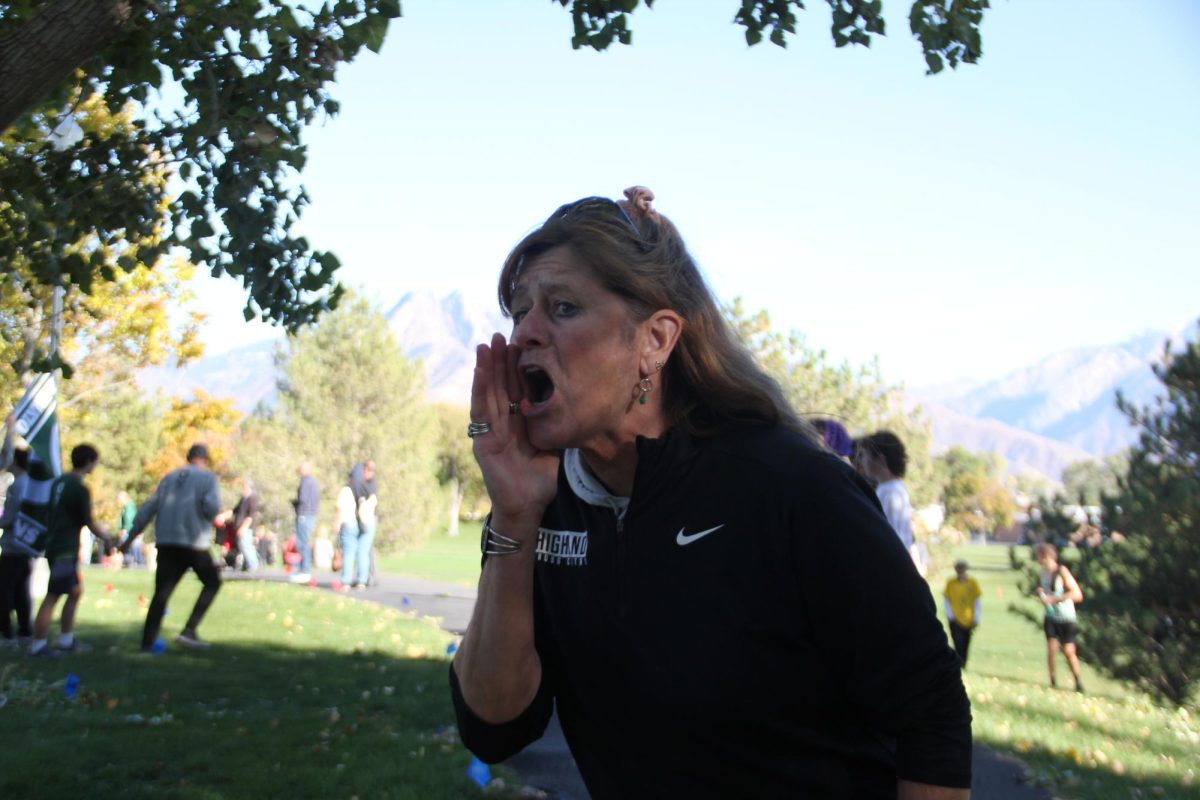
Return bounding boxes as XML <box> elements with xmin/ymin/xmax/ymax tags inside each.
<box><xmin>562</xmin><ymin>426</ymin><xmax>708</xmax><ymax>513</ymax></box>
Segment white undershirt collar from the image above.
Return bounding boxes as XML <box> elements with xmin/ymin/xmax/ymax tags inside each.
<box><xmin>564</xmin><ymin>448</ymin><xmax>630</xmax><ymax>518</ymax></box>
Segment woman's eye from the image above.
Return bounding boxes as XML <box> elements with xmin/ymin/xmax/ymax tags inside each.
<box><xmin>512</xmin><ymin>309</ymin><xmax>528</xmax><ymax>324</ymax></box>
<box><xmin>554</xmin><ymin>301</ymin><xmax>577</xmax><ymax>317</ymax></box>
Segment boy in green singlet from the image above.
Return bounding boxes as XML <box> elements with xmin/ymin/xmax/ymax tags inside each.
<box><xmin>29</xmin><ymin>444</ymin><xmax>110</xmax><ymax>657</ymax></box>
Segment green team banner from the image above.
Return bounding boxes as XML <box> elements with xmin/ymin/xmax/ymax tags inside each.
<box><xmin>13</xmin><ymin>371</ymin><xmax>61</xmax><ymax>478</ymax></box>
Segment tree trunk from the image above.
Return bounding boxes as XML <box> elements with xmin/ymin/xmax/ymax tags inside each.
<box><xmin>447</xmin><ymin>477</ymin><xmax>462</xmax><ymax>537</ymax></box>
<box><xmin>0</xmin><ymin>0</ymin><xmax>141</xmax><ymax>131</ymax></box>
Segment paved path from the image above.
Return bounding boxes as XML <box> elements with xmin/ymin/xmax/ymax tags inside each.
<box><xmin>235</xmin><ymin>569</ymin><xmax>1049</xmax><ymax>799</ymax></box>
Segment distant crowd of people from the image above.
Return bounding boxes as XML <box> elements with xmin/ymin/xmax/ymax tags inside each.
<box><xmin>0</xmin><ymin>412</ymin><xmax>381</xmax><ymax>654</ymax></box>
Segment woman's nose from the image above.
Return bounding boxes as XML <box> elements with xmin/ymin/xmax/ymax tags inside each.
<box><xmin>512</xmin><ymin>309</ymin><xmax>545</xmax><ymax>348</ymax></box>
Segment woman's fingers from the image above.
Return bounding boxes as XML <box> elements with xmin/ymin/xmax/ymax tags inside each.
<box><xmin>490</xmin><ymin>332</ymin><xmax>510</xmax><ymax>422</ymax></box>
<box><xmin>470</xmin><ymin>342</ymin><xmax>493</xmax><ymax>424</ymax></box>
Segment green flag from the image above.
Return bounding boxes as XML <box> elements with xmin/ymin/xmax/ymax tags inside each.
<box><xmin>13</xmin><ymin>372</ymin><xmax>61</xmax><ymax>478</ymax></box>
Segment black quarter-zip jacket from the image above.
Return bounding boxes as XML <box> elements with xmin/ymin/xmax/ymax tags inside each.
<box><xmin>452</xmin><ymin>425</ymin><xmax>972</xmax><ymax>798</ymax></box>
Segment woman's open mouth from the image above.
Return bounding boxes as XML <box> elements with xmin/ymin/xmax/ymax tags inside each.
<box><xmin>521</xmin><ymin>365</ymin><xmax>555</xmax><ymax>406</ymax></box>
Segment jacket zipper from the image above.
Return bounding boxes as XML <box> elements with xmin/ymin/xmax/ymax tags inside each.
<box><xmin>615</xmin><ymin>508</ymin><xmax>630</xmax><ymax>618</ymax></box>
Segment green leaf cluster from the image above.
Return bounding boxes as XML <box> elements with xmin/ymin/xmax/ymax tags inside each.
<box><xmin>555</xmin><ymin>0</ymin><xmax>646</xmax><ymax>50</ymax></box>
<box><xmin>908</xmin><ymin>0</ymin><xmax>988</xmax><ymax>74</ymax></box>
<box><xmin>1</xmin><ymin>0</ymin><xmax>404</xmax><ymax>331</ymax></box>
<box><xmin>554</xmin><ymin>0</ymin><xmax>982</xmax><ymax>67</ymax></box>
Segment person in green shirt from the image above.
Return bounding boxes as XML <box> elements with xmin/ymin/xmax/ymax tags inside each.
<box><xmin>29</xmin><ymin>444</ymin><xmax>110</xmax><ymax>657</ymax></box>
<box><xmin>116</xmin><ymin>490</ymin><xmax>140</xmax><ymax>566</ymax></box>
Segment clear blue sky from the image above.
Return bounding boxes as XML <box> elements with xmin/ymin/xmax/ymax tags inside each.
<box><xmin>195</xmin><ymin>0</ymin><xmax>1200</xmax><ymax>388</ymax></box>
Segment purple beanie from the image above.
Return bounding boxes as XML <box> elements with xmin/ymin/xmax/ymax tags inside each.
<box><xmin>813</xmin><ymin>419</ymin><xmax>854</xmax><ymax>458</ymax></box>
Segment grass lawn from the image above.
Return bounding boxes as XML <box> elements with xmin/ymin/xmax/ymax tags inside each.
<box><xmin>0</xmin><ymin>568</ymin><xmax>516</xmax><ymax>800</ymax></box>
<box><xmin>944</xmin><ymin>544</ymin><xmax>1199</xmax><ymax>799</ymax></box>
<box><xmin>376</xmin><ymin>521</ymin><xmax>483</xmax><ymax>587</ymax></box>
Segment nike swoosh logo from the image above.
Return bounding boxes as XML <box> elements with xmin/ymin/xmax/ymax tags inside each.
<box><xmin>676</xmin><ymin>524</ymin><xmax>725</xmax><ymax>546</ymax></box>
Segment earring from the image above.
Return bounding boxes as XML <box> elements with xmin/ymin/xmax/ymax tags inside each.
<box><xmin>637</xmin><ymin>377</ymin><xmax>653</xmax><ymax>405</ymax></box>
<box><xmin>654</xmin><ymin>360</ymin><xmax>664</xmax><ymax>372</ymax></box>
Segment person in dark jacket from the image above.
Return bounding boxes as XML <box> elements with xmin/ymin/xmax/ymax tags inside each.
<box><xmin>289</xmin><ymin>461</ymin><xmax>320</xmax><ymax>583</ymax></box>
<box><xmin>0</xmin><ymin>447</ymin><xmax>34</xmax><ymax>643</ymax></box>
<box><xmin>450</xmin><ymin>187</ymin><xmax>972</xmax><ymax>799</ymax></box>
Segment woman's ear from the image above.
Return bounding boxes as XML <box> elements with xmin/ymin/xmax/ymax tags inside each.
<box><xmin>640</xmin><ymin>309</ymin><xmax>684</xmax><ymax>374</ymax></box>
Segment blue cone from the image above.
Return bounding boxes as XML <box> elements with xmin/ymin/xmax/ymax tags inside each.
<box><xmin>465</xmin><ymin>756</ymin><xmax>491</xmax><ymax>788</ymax></box>
<box><xmin>64</xmin><ymin>673</ymin><xmax>80</xmax><ymax>699</ymax></box>
<box><xmin>401</xmin><ymin>596</ymin><xmax>412</xmax><ymax>608</ymax></box>
<box><xmin>150</xmin><ymin>638</ymin><xmax>167</xmax><ymax>655</ymax></box>
<box><xmin>446</xmin><ymin>642</ymin><xmax>458</xmax><ymax>656</ymax></box>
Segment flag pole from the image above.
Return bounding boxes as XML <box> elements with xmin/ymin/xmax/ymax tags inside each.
<box><xmin>50</xmin><ymin>284</ymin><xmax>64</xmax><ymax>357</ymax></box>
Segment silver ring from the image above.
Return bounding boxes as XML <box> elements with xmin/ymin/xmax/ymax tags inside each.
<box><xmin>509</xmin><ymin>401</ymin><xmax>520</xmax><ymax>415</ymax></box>
<box><xmin>467</xmin><ymin>421</ymin><xmax>492</xmax><ymax>438</ymax></box>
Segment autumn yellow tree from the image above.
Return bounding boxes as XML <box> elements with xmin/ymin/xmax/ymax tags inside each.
<box><xmin>144</xmin><ymin>391</ymin><xmax>242</xmax><ymax>481</ymax></box>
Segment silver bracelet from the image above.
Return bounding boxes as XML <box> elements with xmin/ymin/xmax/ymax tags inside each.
<box><xmin>481</xmin><ymin>521</ymin><xmax>524</xmax><ymax>556</ymax></box>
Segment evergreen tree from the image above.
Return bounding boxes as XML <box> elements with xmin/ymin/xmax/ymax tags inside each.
<box><xmin>231</xmin><ymin>292</ymin><xmax>439</xmax><ymax>552</ymax></box>
<box><xmin>1081</xmin><ymin>325</ymin><xmax>1200</xmax><ymax>707</ymax></box>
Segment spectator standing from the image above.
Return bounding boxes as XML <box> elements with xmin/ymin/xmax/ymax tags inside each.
<box><xmin>335</xmin><ymin>469</ymin><xmax>360</xmax><ymax>589</ymax></box>
<box><xmin>359</xmin><ymin>460</ymin><xmax>378</xmax><ymax>587</ymax></box>
<box><xmin>1</xmin><ymin>412</ymin><xmax>17</xmax><ymax>472</ymax></box>
<box><xmin>943</xmin><ymin>559</ymin><xmax>982</xmax><ymax>668</ymax></box>
<box><xmin>856</xmin><ymin>431</ymin><xmax>928</xmax><ymax>575</ymax></box>
<box><xmin>29</xmin><ymin>444</ymin><xmax>110</xmax><ymax>656</ymax></box>
<box><xmin>854</xmin><ymin>431</ymin><xmax>914</xmax><ymax>553</ymax></box>
<box><xmin>124</xmin><ymin>443</ymin><xmax>227</xmax><ymax>650</ymax></box>
<box><xmin>289</xmin><ymin>461</ymin><xmax>319</xmax><ymax>584</ymax></box>
<box><xmin>0</xmin><ymin>448</ymin><xmax>34</xmax><ymax>645</ymax></box>
<box><xmin>116</xmin><ymin>490</ymin><xmax>142</xmax><ymax>566</ymax></box>
<box><xmin>231</xmin><ymin>478</ymin><xmax>259</xmax><ymax>571</ymax></box>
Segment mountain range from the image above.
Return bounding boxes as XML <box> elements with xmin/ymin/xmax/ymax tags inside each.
<box><xmin>138</xmin><ymin>290</ymin><xmax>1194</xmax><ymax>483</ymax></box>
<box><xmin>911</xmin><ymin>324</ymin><xmax>1192</xmax><ymax>479</ymax></box>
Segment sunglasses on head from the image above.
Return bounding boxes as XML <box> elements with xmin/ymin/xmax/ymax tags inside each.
<box><xmin>549</xmin><ymin>196</ymin><xmax>641</xmax><ymax>237</ymax></box>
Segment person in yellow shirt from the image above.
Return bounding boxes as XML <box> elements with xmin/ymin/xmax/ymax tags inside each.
<box><xmin>943</xmin><ymin>560</ymin><xmax>982</xmax><ymax>668</ymax></box>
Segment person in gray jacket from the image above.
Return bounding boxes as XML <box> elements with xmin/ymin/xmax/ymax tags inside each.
<box><xmin>125</xmin><ymin>443</ymin><xmax>228</xmax><ymax>650</ymax></box>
